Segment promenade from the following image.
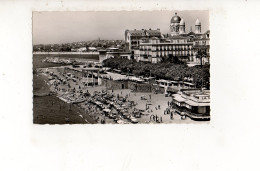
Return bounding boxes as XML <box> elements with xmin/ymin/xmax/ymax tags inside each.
<box><xmin>35</xmin><ymin>64</ymin><xmax>206</xmax><ymax>124</ymax></box>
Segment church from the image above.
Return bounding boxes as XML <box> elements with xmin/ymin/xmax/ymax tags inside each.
<box><xmin>125</xmin><ymin>12</ymin><xmax>210</xmax><ymax>65</ymax></box>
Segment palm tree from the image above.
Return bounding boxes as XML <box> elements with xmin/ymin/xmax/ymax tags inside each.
<box><xmin>195</xmin><ymin>46</ymin><xmax>207</xmax><ymax>67</ymax></box>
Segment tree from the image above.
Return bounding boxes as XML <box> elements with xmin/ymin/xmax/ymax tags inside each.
<box><xmin>195</xmin><ymin>46</ymin><xmax>208</xmax><ymax>67</ymax></box>
<box><xmin>103</xmin><ymin>57</ymin><xmax>210</xmax><ymax>89</ymax></box>
<box><xmin>162</xmin><ymin>54</ymin><xmax>184</xmax><ymax>64</ymax></box>
<box><xmin>172</xmin><ymin>55</ymin><xmax>184</xmax><ymax>64</ymax></box>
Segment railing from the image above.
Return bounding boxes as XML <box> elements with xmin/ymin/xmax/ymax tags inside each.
<box><xmin>171</xmin><ymin>103</ymin><xmax>210</xmax><ymax>120</ymax></box>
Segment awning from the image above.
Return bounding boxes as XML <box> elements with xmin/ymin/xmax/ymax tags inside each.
<box><xmin>185</xmin><ymin>100</ymin><xmax>210</xmax><ymax>107</ymax></box>
<box><xmin>173</xmin><ymin>95</ymin><xmax>187</xmax><ymax>102</ymax></box>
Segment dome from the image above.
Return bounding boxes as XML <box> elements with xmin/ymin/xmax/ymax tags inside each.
<box><xmin>195</xmin><ymin>18</ymin><xmax>201</xmax><ymax>25</ymax></box>
<box><xmin>171</xmin><ymin>13</ymin><xmax>181</xmax><ymax>23</ymax></box>
<box><xmin>180</xmin><ymin>19</ymin><xmax>185</xmax><ymax>25</ymax></box>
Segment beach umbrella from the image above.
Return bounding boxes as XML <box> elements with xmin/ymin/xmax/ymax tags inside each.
<box><xmin>103</xmin><ymin>109</ymin><xmax>111</xmax><ymax>113</ymax></box>
<box><xmin>117</xmin><ymin>120</ymin><xmax>125</xmax><ymax>124</ymax></box>
<box><xmin>130</xmin><ymin>118</ymin><xmax>138</xmax><ymax>123</ymax></box>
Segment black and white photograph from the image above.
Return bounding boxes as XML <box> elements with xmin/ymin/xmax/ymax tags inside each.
<box><xmin>2</xmin><ymin>0</ymin><xmax>260</xmax><ymax>171</ymax></box>
<box><xmin>33</xmin><ymin>11</ymin><xmax>210</xmax><ymax>124</ymax></box>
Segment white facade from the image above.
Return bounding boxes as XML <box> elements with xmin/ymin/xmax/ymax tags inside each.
<box><xmin>131</xmin><ymin>12</ymin><xmax>210</xmax><ymax>64</ymax></box>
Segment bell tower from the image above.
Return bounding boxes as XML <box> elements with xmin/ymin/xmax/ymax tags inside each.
<box><xmin>195</xmin><ymin>18</ymin><xmax>201</xmax><ymax>34</ymax></box>
<box><xmin>179</xmin><ymin>19</ymin><xmax>185</xmax><ymax>34</ymax></box>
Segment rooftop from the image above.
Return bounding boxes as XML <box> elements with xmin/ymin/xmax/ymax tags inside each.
<box><xmin>127</xmin><ymin>29</ymin><xmax>161</xmax><ymax>37</ymax></box>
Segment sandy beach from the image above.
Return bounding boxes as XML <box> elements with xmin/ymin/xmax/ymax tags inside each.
<box><xmin>34</xmin><ymin>63</ymin><xmax>208</xmax><ymax>124</ymax></box>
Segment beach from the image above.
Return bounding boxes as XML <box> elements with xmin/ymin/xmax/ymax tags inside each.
<box><xmin>33</xmin><ymin>54</ymin><xmax>208</xmax><ymax>124</ymax></box>
<box><xmin>33</xmin><ymin>54</ymin><xmax>98</xmax><ymax>124</ymax></box>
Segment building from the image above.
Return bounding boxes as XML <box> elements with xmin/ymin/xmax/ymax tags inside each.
<box><xmin>192</xmin><ymin>30</ymin><xmax>210</xmax><ymax>65</ymax></box>
<box><xmin>132</xmin><ymin>12</ymin><xmax>210</xmax><ymax>64</ymax></box>
<box><xmin>172</xmin><ymin>89</ymin><xmax>210</xmax><ymax>120</ymax></box>
<box><xmin>98</xmin><ymin>48</ymin><xmax>132</xmax><ymax>63</ymax></box>
<box><xmin>125</xmin><ymin>29</ymin><xmax>161</xmax><ymax>52</ymax></box>
<box><xmin>63</xmin><ymin>65</ymin><xmax>101</xmax><ymax>86</ymax></box>
<box><xmin>135</xmin><ymin>36</ymin><xmax>194</xmax><ymax>63</ymax></box>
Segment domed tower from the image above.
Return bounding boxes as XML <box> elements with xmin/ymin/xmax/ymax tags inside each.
<box><xmin>170</xmin><ymin>12</ymin><xmax>181</xmax><ymax>36</ymax></box>
<box><xmin>195</xmin><ymin>18</ymin><xmax>201</xmax><ymax>34</ymax></box>
<box><xmin>179</xmin><ymin>19</ymin><xmax>185</xmax><ymax>34</ymax></box>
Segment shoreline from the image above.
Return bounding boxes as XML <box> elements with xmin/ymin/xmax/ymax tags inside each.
<box><xmin>33</xmin><ymin>70</ymin><xmax>96</xmax><ymax>124</ymax></box>
<box><xmin>33</xmin><ymin>95</ymin><xmax>96</xmax><ymax>124</ymax></box>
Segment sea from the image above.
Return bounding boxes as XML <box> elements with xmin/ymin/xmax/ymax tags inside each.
<box><xmin>33</xmin><ymin>53</ymin><xmax>99</xmax><ymax>124</ymax></box>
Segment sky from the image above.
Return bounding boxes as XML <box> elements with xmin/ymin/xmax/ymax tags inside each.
<box><xmin>33</xmin><ymin>10</ymin><xmax>209</xmax><ymax>44</ymax></box>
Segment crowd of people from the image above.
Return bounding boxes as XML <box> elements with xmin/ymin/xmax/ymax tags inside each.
<box><xmin>37</xmin><ymin>64</ymin><xmax>183</xmax><ymax>124</ymax></box>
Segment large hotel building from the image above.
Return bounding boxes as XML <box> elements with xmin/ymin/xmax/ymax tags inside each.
<box><xmin>125</xmin><ymin>13</ymin><xmax>210</xmax><ymax>65</ymax></box>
